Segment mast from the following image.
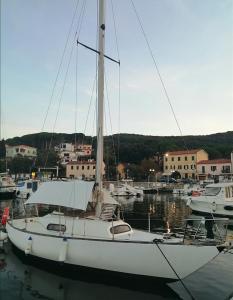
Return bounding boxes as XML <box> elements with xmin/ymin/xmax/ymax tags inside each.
<box><xmin>96</xmin><ymin>0</ymin><xmax>105</xmax><ymax>191</ymax></box>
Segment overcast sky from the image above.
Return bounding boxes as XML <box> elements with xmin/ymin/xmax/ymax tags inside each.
<box><xmin>1</xmin><ymin>0</ymin><xmax>233</xmax><ymax>139</ymax></box>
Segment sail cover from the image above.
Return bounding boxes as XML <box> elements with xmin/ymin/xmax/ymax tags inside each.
<box><xmin>25</xmin><ymin>180</ymin><xmax>95</xmax><ymax>210</ymax></box>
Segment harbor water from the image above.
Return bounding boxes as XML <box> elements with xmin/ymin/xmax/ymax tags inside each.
<box><xmin>1</xmin><ymin>194</ymin><xmax>233</xmax><ymax>300</ymax></box>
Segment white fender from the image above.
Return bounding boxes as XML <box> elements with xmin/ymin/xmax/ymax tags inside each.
<box><xmin>0</xmin><ymin>231</ymin><xmax>8</xmax><ymax>241</ymax></box>
<box><xmin>58</xmin><ymin>238</ymin><xmax>68</xmax><ymax>262</ymax></box>
<box><xmin>25</xmin><ymin>236</ymin><xmax>32</xmax><ymax>255</ymax></box>
<box><xmin>212</xmin><ymin>201</ymin><xmax>217</xmax><ymax>212</ymax></box>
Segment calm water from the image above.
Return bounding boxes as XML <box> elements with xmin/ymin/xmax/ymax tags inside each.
<box><xmin>0</xmin><ymin>194</ymin><xmax>233</xmax><ymax>300</ymax></box>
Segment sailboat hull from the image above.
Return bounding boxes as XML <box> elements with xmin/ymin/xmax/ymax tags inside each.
<box><xmin>6</xmin><ymin>220</ymin><xmax>219</xmax><ymax>281</ymax></box>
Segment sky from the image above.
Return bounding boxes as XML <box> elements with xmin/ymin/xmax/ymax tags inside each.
<box><xmin>1</xmin><ymin>0</ymin><xmax>233</xmax><ymax>139</ymax></box>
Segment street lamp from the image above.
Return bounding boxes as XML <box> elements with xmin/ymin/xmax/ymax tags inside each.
<box><xmin>148</xmin><ymin>168</ymin><xmax>155</xmax><ymax>188</ymax></box>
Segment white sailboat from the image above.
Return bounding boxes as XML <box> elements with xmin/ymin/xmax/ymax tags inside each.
<box><xmin>3</xmin><ymin>0</ymin><xmax>232</xmax><ymax>284</ymax></box>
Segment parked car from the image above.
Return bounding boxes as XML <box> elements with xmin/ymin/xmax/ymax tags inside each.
<box><xmin>158</xmin><ymin>177</ymin><xmax>177</xmax><ymax>183</ymax></box>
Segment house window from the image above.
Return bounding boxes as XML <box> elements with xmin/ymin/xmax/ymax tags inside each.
<box><xmin>185</xmin><ymin>156</ymin><xmax>187</xmax><ymax>161</ymax></box>
<box><xmin>178</xmin><ymin>157</ymin><xmax>180</xmax><ymax>161</ymax></box>
<box><xmin>93</xmin><ymin>166</ymin><xmax>95</xmax><ymax>170</ymax></box>
<box><xmin>192</xmin><ymin>156</ymin><xmax>195</xmax><ymax>161</ymax></box>
<box><xmin>202</xmin><ymin>166</ymin><xmax>205</xmax><ymax>173</ymax></box>
<box><xmin>165</xmin><ymin>166</ymin><xmax>168</xmax><ymax>170</ymax></box>
<box><xmin>171</xmin><ymin>157</ymin><xmax>174</xmax><ymax>161</ymax></box>
<box><xmin>165</xmin><ymin>158</ymin><xmax>168</xmax><ymax>162</ymax></box>
<box><xmin>87</xmin><ymin>166</ymin><xmax>90</xmax><ymax>170</ymax></box>
<box><xmin>211</xmin><ymin>166</ymin><xmax>216</xmax><ymax>171</ymax></box>
<box><xmin>82</xmin><ymin>166</ymin><xmax>84</xmax><ymax>170</ymax></box>
<box><xmin>76</xmin><ymin>166</ymin><xmax>79</xmax><ymax>170</ymax></box>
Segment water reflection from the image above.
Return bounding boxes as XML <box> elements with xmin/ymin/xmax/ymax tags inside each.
<box><xmin>1</xmin><ymin>194</ymin><xmax>233</xmax><ymax>300</ymax></box>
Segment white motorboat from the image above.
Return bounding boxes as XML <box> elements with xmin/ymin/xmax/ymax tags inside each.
<box><xmin>110</xmin><ymin>182</ymin><xmax>143</xmax><ymax>197</ymax></box>
<box><xmin>173</xmin><ymin>184</ymin><xmax>205</xmax><ymax>196</ymax></box>
<box><xmin>3</xmin><ymin>0</ymin><xmax>232</xmax><ymax>285</ymax></box>
<box><xmin>187</xmin><ymin>182</ymin><xmax>233</xmax><ymax>217</ymax></box>
<box><xmin>16</xmin><ymin>179</ymin><xmax>41</xmax><ymax>199</ymax></box>
<box><xmin>0</xmin><ymin>173</ymin><xmax>16</xmax><ymax>200</ymax></box>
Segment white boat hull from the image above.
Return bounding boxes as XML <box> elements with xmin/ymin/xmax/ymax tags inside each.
<box><xmin>188</xmin><ymin>197</ymin><xmax>233</xmax><ymax>217</ymax></box>
<box><xmin>6</xmin><ymin>220</ymin><xmax>219</xmax><ymax>280</ymax></box>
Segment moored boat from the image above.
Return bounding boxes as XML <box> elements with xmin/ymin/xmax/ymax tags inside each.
<box><xmin>187</xmin><ymin>182</ymin><xmax>233</xmax><ymax>217</ymax></box>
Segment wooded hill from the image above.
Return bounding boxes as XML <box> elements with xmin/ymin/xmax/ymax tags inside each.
<box><xmin>4</xmin><ymin>131</ymin><xmax>233</xmax><ymax>164</ymax></box>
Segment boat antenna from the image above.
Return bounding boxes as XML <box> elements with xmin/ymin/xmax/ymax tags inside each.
<box><xmin>96</xmin><ymin>0</ymin><xmax>105</xmax><ymax>192</ymax></box>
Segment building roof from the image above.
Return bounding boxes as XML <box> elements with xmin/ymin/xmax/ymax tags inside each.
<box><xmin>6</xmin><ymin>144</ymin><xmax>36</xmax><ymax>149</ymax></box>
<box><xmin>165</xmin><ymin>149</ymin><xmax>204</xmax><ymax>156</ymax></box>
<box><xmin>67</xmin><ymin>160</ymin><xmax>96</xmax><ymax>165</ymax></box>
<box><xmin>197</xmin><ymin>159</ymin><xmax>231</xmax><ymax>165</ymax></box>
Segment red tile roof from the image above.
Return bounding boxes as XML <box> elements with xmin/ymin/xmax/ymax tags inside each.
<box><xmin>197</xmin><ymin>159</ymin><xmax>231</xmax><ymax>165</ymax></box>
<box><xmin>165</xmin><ymin>149</ymin><xmax>204</xmax><ymax>156</ymax></box>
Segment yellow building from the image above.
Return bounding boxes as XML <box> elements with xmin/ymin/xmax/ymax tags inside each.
<box><xmin>163</xmin><ymin>149</ymin><xmax>208</xmax><ymax>179</ymax></box>
<box><xmin>66</xmin><ymin>160</ymin><xmax>105</xmax><ymax>180</ymax></box>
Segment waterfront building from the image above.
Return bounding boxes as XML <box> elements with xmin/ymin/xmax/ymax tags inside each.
<box><xmin>66</xmin><ymin>159</ymin><xmax>105</xmax><ymax>179</ymax></box>
<box><xmin>197</xmin><ymin>159</ymin><xmax>232</xmax><ymax>180</ymax></box>
<box><xmin>5</xmin><ymin>144</ymin><xmax>37</xmax><ymax>159</ymax></box>
<box><xmin>163</xmin><ymin>149</ymin><xmax>208</xmax><ymax>179</ymax></box>
<box><xmin>55</xmin><ymin>143</ymin><xmax>92</xmax><ymax>165</ymax></box>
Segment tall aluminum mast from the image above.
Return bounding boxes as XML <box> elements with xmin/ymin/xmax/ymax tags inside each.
<box><xmin>96</xmin><ymin>0</ymin><xmax>105</xmax><ymax>191</ymax></box>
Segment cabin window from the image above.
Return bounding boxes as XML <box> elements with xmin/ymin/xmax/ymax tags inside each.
<box><xmin>47</xmin><ymin>224</ymin><xmax>66</xmax><ymax>232</ymax></box>
<box><xmin>110</xmin><ymin>225</ymin><xmax>131</xmax><ymax>234</ymax></box>
<box><xmin>204</xmin><ymin>187</ymin><xmax>221</xmax><ymax>196</ymax></box>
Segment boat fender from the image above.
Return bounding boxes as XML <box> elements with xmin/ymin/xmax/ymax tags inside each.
<box><xmin>0</xmin><ymin>231</ymin><xmax>8</xmax><ymax>241</ymax></box>
<box><xmin>186</xmin><ymin>198</ymin><xmax>191</xmax><ymax>206</ymax></box>
<box><xmin>212</xmin><ymin>202</ymin><xmax>217</xmax><ymax>212</ymax></box>
<box><xmin>1</xmin><ymin>207</ymin><xmax>10</xmax><ymax>226</ymax></box>
<box><xmin>25</xmin><ymin>236</ymin><xmax>32</xmax><ymax>255</ymax></box>
<box><xmin>58</xmin><ymin>238</ymin><xmax>68</xmax><ymax>262</ymax></box>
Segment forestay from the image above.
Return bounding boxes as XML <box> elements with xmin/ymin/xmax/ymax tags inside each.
<box><xmin>25</xmin><ymin>180</ymin><xmax>95</xmax><ymax>210</ymax></box>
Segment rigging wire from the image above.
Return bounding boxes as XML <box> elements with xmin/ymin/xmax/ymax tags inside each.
<box><xmin>44</xmin><ymin>0</ymin><xmax>87</xmax><ymax>167</ymax></box>
<box><xmin>130</xmin><ymin>0</ymin><xmax>188</xmax><ymax>151</ymax></box>
<box><xmin>130</xmin><ymin>2</ymin><xmax>195</xmax><ymax>298</ymax></box>
<box><xmin>41</xmin><ymin>0</ymin><xmax>81</xmax><ymax>132</ymax></box>
<box><xmin>104</xmin><ymin>71</ymin><xmax>118</xmax><ymax>176</ymax></box>
<box><xmin>110</xmin><ymin>0</ymin><xmax>121</xmax><ymax>180</ymax></box>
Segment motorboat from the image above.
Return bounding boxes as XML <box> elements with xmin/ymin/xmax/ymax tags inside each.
<box><xmin>0</xmin><ymin>173</ymin><xmax>16</xmax><ymax>200</ymax></box>
<box><xmin>109</xmin><ymin>182</ymin><xmax>143</xmax><ymax>197</ymax></box>
<box><xmin>173</xmin><ymin>184</ymin><xmax>205</xmax><ymax>196</ymax></box>
<box><xmin>2</xmin><ymin>0</ymin><xmax>232</xmax><ymax>285</ymax></box>
<box><xmin>16</xmin><ymin>179</ymin><xmax>40</xmax><ymax>199</ymax></box>
<box><xmin>187</xmin><ymin>182</ymin><xmax>233</xmax><ymax>217</ymax></box>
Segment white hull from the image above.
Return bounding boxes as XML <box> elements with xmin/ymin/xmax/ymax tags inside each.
<box><xmin>6</xmin><ymin>219</ymin><xmax>219</xmax><ymax>280</ymax></box>
<box><xmin>188</xmin><ymin>198</ymin><xmax>233</xmax><ymax>217</ymax></box>
<box><xmin>187</xmin><ymin>182</ymin><xmax>233</xmax><ymax>217</ymax></box>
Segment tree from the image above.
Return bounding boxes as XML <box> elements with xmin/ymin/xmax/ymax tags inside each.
<box><xmin>0</xmin><ymin>140</ymin><xmax>6</xmax><ymax>159</ymax></box>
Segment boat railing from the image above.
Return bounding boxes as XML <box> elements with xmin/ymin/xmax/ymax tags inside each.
<box><xmin>182</xmin><ymin>217</ymin><xmax>229</xmax><ymax>244</ymax></box>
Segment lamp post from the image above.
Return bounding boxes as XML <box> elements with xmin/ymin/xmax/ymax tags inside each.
<box><xmin>148</xmin><ymin>168</ymin><xmax>155</xmax><ymax>188</ymax></box>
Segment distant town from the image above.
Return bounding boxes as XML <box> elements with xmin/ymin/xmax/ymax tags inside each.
<box><xmin>1</xmin><ymin>134</ymin><xmax>233</xmax><ymax>182</ymax></box>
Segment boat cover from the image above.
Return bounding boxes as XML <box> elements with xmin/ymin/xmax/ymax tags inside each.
<box><xmin>25</xmin><ymin>180</ymin><xmax>95</xmax><ymax>210</ymax></box>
